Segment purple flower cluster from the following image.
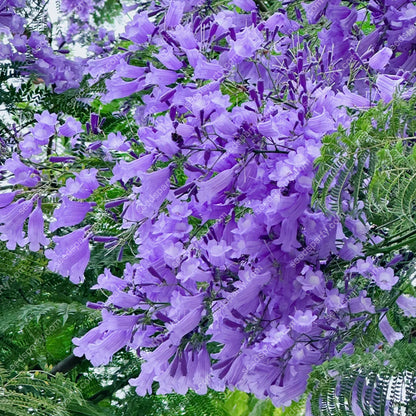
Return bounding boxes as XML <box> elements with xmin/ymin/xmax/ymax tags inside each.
<box><xmin>1</xmin><ymin>0</ymin><xmax>416</xmax><ymax>408</ymax></box>
<box><xmin>0</xmin><ymin>2</ymin><xmax>84</xmax><ymax>92</ymax></box>
<box><xmin>60</xmin><ymin>0</ymin><xmax>100</xmax><ymax>21</ymax></box>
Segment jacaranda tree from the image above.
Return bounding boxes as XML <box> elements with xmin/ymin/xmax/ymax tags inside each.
<box><xmin>1</xmin><ymin>0</ymin><xmax>416</xmax><ymax>414</ymax></box>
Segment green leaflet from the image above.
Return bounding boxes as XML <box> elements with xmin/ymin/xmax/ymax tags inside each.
<box><xmin>307</xmin><ymin>341</ymin><xmax>416</xmax><ymax>416</ymax></box>
<box><xmin>313</xmin><ymin>94</ymin><xmax>416</xmax><ymax>255</ymax></box>
<box><xmin>0</xmin><ymin>366</ymin><xmax>111</xmax><ymax>416</ymax></box>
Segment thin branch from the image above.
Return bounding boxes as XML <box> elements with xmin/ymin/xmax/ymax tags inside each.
<box><xmin>50</xmin><ymin>353</ymin><xmax>85</xmax><ymax>375</ymax></box>
<box><xmin>254</xmin><ymin>0</ymin><xmax>268</xmax><ymax>13</ymax></box>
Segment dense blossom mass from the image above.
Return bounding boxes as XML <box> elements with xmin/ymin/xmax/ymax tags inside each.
<box><xmin>1</xmin><ymin>0</ymin><xmax>416</xmax><ymax>409</ymax></box>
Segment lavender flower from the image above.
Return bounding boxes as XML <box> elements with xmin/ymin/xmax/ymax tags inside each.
<box><xmin>379</xmin><ymin>315</ymin><xmax>403</xmax><ymax>346</ymax></box>
<box><xmin>138</xmin><ymin>165</ymin><xmax>171</xmax><ymax>216</ymax></box>
<box><xmin>122</xmin><ymin>12</ymin><xmax>155</xmax><ymax>44</ymax></box>
<box><xmin>102</xmin><ymin>131</ymin><xmax>130</xmax><ymax>152</ymax></box>
<box><xmin>28</xmin><ymin>199</ymin><xmax>49</xmax><ymax>251</ymax></box>
<box><xmin>49</xmin><ymin>197</ymin><xmax>95</xmax><ymax>231</ymax></box>
<box><xmin>73</xmin><ymin>311</ymin><xmax>139</xmax><ymax>365</ymax></box>
<box><xmin>59</xmin><ymin>116</ymin><xmax>83</xmax><ymax>137</ymax></box>
<box><xmin>290</xmin><ymin>310</ymin><xmax>317</xmax><ymax>334</ymax></box>
<box><xmin>396</xmin><ymin>295</ymin><xmax>416</xmax><ymax>317</ymax></box>
<box><xmin>372</xmin><ymin>267</ymin><xmax>398</xmax><ymax>291</ymax></box>
<box><xmin>4</xmin><ymin>153</ymin><xmax>40</xmax><ymax>187</ymax></box>
<box><xmin>45</xmin><ymin>227</ymin><xmax>91</xmax><ymax>283</ymax></box>
<box><xmin>0</xmin><ymin>198</ymin><xmax>33</xmax><ymax>249</ymax></box>
<box><xmin>110</xmin><ymin>154</ymin><xmax>154</xmax><ymax>184</ymax></box>
<box><xmin>59</xmin><ymin>168</ymin><xmax>99</xmax><ymax>199</ymax></box>
<box><xmin>368</xmin><ymin>47</ymin><xmax>393</xmax><ymax>71</ymax></box>
<box><xmin>349</xmin><ymin>291</ymin><xmax>375</xmax><ymax>314</ymax></box>
<box><xmin>0</xmin><ymin>191</ymin><xmax>18</xmax><ymax>208</ymax></box>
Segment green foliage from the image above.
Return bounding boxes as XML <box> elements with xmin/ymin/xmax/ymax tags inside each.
<box><xmin>0</xmin><ymin>302</ymin><xmax>98</xmax><ymax>331</ymax></box>
<box><xmin>307</xmin><ymin>341</ymin><xmax>416</xmax><ymax>416</ymax></box>
<box><xmin>224</xmin><ymin>390</ymin><xmax>279</xmax><ymax>416</ymax></box>
<box><xmin>313</xmin><ymin>94</ymin><xmax>416</xmax><ymax>254</ymax></box>
<box><xmin>311</xmin><ymin>93</ymin><xmax>416</xmax><ymax>416</ymax></box>
<box><xmin>109</xmin><ymin>387</ymin><xmax>296</xmax><ymax>416</ymax></box>
<box><xmin>0</xmin><ymin>366</ymin><xmax>111</xmax><ymax>416</ymax></box>
<box><xmin>92</xmin><ymin>0</ymin><xmax>123</xmax><ymax>25</ymax></box>
<box><xmin>117</xmin><ymin>389</ymin><xmax>229</xmax><ymax>416</ymax></box>
<box><xmin>0</xmin><ymin>239</ymin><xmax>101</xmax><ymax>371</ymax></box>
<box><xmin>357</xmin><ymin>11</ymin><xmax>376</xmax><ymax>35</ymax></box>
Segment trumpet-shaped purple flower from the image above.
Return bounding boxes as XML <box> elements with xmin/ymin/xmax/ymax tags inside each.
<box><xmin>156</xmin><ymin>345</ymin><xmax>212</xmax><ymax>395</ymax></box>
<box><xmin>60</xmin><ymin>168</ymin><xmax>99</xmax><ymax>199</ymax></box>
<box><xmin>379</xmin><ymin>315</ymin><xmax>403</xmax><ymax>346</ymax></box>
<box><xmin>73</xmin><ymin>311</ymin><xmax>139</xmax><ymax>365</ymax></box>
<box><xmin>339</xmin><ymin>238</ymin><xmax>363</xmax><ymax>261</ymax></box>
<box><xmin>369</xmin><ymin>47</ymin><xmax>393</xmax><ymax>71</ymax></box>
<box><xmin>110</xmin><ymin>154</ymin><xmax>154</xmax><ymax>184</ymax></box>
<box><xmin>350</xmin><ymin>257</ymin><xmax>375</xmax><ymax>276</ymax></box>
<box><xmin>348</xmin><ymin>291</ymin><xmax>375</xmax><ymax>314</ymax></box>
<box><xmin>325</xmin><ymin>288</ymin><xmax>346</xmax><ymax>312</ymax></box>
<box><xmin>0</xmin><ymin>198</ymin><xmax>33</xmax><ymax>250</ymax></box>
<box><xmin>194</xmin><ymin>59</ymin><xmax>224</xmax><ymax>81</ymax></box>
<box><xmin>86</xmin><ymin>54</ymin><xmax>124</xmax><ymax>79</ymax></box>
<box><xmin>177</xmin><ymin>257</ymin><xmax>206</xmax><ymax>283</ymax></box>
<box><xmin>92</xmin><ymin>268</ymin><xmax>129</xmax><ymax>292</ymax></box>
<box><xmin>376</xmin><ymin>74</ymin><xmax>404</xmax><ymax>103</ymax></box>
<box><xmin>198</xmin><ymin>167</ymin><xmax>236</xmax><ymax>205</ymax></box>
<box><xmin>230</xmin><ymin>26</ymin><xmax>263</xmax><ymax>59</ymax></box>
<box><xmin>31</xmin><ymin>123</ymin><xmax>55</xmax><ymax>145</ymax></box>
<box><xmin>19</xmin><ymin>134</ymin><xmax>41</xmax><ymax>158</ymax></box>
<box><xmin>122</xmin><ymin>12</ymin><xmax>155</xmax><ymax>44</ymax></box>
<box><xmin>129</xmin><ymin>367</ymin><xmax>157</xmax><ymax>396</ymax></box>
<box><xmin>164</xmin><ymin>1</ymin><xmax>184</xmax><ymax>28</ymax></box>
<box><xmin>139</xmin><ymin>127</ymin><xmax>179</xmax><ymax>157</ymax></box>
<box><xmin>59</xmin><ymin>116</ymin><xmax>83</xmax><ymax>137</ymax></box>
<box><xmin>302</xmin><ymin>0</ymin><xmax>328</xmax><ymax>24</ymax></box>
<box><xmin>396</xmin><ymin>295</ymin><xmax>416</xmax><ymax>318</ymax></box>
<box><xmin>264</xmin><ymin>12</ymin><xmax>300</xmax><ymax>34</ymax></box>
<box><xmin>290</xmin><ymin>310</ymin><xmax>317</xmax><ymax>334</ymax></box>
<box><xmin>114</xmin><ymin>60</ymin><xmax>146</xmax><ymax>79</ymax></box>
<box><xmin>205</xmin><ymin>239</ymin><xmax>232</xmax><ymax>267</ymax></box>
<box><xmin>167</xmin><ymin>307</ymin><xmax>204</xmax><ymax>345</ymax></box>
<box><xmin>138</xmin><ymin>165</ymin><xmax>171</xmax><ymax>216</ymax></box>
<box><xmin>102</xmin><ymin>131</ymin><xmax>130</xmax><ymax>152</ymax></box>
<box><xmin>265</xmin><ymin>325</ymin><xmax>294</xmax><ymax>355</ymax></box>
<box><xmin>130</xmin><ymin>341</ymin><xmax>178</xmax><ymax>395</ymax></box>
<box><xmin>345</xmin><ymin>216</ymin><xmax>369</xmax><ymax>241</ymax></box>
<box><xmin>45</xmin><ymin>227</ymin><xmax>91</xmax><ymax>283</ymax></box>
<box><xmin>145</xmin><ymin>65</ymin><xmax>178</xmax><ymax>87</ymax></box>
<box><xmin>102</xmin><ymin>77</ymin><xmax>144</xmax><ymax>103</ymax></box>
<box><xmin>297</xmin><ymin>270</ymin><xmax>324</xmax><ymax>293</ymax></box>
<box><xmin>156</xmin><ymin>47</ymin><xmax>183</xmax><ymax>70</ymax></box>
<box><xmin>0</xmin><ymin>191</ymin><xmax>18</xmax><ymax>208</ymax></box>
<box><xmin>372</xmin><ymin>267</ymin><xmax>398</xmax><ymax>291</ymax></box>
<box><xmin>28</xmin><ymin>199</ymin><xmax>49</xmax><ymax>251</ymax></box>
<box><xmin>163</xmin><ymin>241</ymin><xmax>184</xmax><ymax>267</ymax></box>
<box><xmin>29</xmin><ymin>111</ymin><xmax>57</xmax><ymax>145</ymax></box>
<box><xmin>4</xmin><ymin>153</ymin><xmax>40</xmax><ymax>187</ymax></box>
<box><xmin>172</xmin><ymin>24</ymin><xmax>198</xmax><ymax>50</ymax></box>
<box><xmin>49</xmin><ymin>197</ymin><xmax>95</xmax><ymax>231</ymax></box>
<box><xmin>34</xmin><ymin>110</ymin><xmax>58</xmax><ymax>127</ymax></box>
